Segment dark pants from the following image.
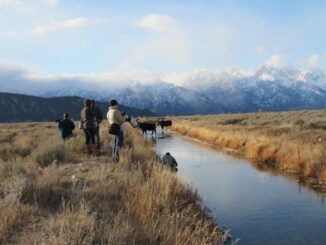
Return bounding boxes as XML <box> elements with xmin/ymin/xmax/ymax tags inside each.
<box><xmin>112</xmin><ymin>130</ymin><xmax>124</xmax><ymax>161</ymax></box>
<box><xmin>61</xmin><ymin>133</ymin><xmax>73</xmax><ymax>141</ymax></box>
<box><xmin>84</xmin><ymin>128</ymin><xmax>95</xmax><ymax>145</ymax></box>
<box><xmin>94</xmin><ymin>127</ymin><xmax>100</xmax><ymax>150</ymax></box>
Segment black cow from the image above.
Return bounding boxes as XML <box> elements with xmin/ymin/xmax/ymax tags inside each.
<box><xmin>157</xmin><ymin>119</ymin><xmax>172</xmax><ymax>131</ymax></box>
<box><xmin>138</xmin><ymin>122</ymin><xmax>156</xmax><ymax>136</ymax></box>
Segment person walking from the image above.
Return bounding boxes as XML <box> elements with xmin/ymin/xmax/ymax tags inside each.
<box><xmin>80</xmin><ymin>99</ymin><xmax>96</xmax><ymax>155</ymax></box>
<box><xmin>107</xmin><ymin>99</ymin><xmax>125</xmax><ymax>162</ymax></box>
<box><xmin>58</xmin><ymin>113</ymin><xmax>75</xmax><ymax>141</ymax></box>
<box><xmin>90</xmin><ymin>100</ymin><xmax>103</xmax><ymax>151</ymax></box>
<box><xmin>162</xmin><ymin>152</ymin><xmax>178</xmax><ymax>171</ymax></box>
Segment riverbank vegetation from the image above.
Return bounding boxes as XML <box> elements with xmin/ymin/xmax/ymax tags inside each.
<box><xmin>170</xmin><ymin>110</ymin><xmax>326</xmax><ymax>186</ymax></box>
<box><xmin>0</xmin><ymin>122</ymin><xmax>221</xmax><ymax>244</ymax></box>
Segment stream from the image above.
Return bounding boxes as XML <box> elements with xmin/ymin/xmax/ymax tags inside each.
<box><xmin>153</xmin><ymin>131</ymin><xmax>326</xmax><ymax>245</ymax></box>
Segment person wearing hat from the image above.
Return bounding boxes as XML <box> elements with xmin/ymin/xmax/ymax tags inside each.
<box><xmin>80</xmin><ymin>99</ymin><xmax>96</xmax><ymax>154</ymax></box>
<box><xmin>107</xmin><ymin>99</ymin><xmax>125</xmax><ymax>162</ymax></box>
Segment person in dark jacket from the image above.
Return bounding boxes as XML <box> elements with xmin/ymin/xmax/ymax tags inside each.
<box><xmin>162</xmin><ymin>152</ymin><xmax>178</xmax><ymax>171</ymax></box>
<box><xmin>90</xmin><ymin>100</ymin><xmax>103</xmax><ymax>151</ymax></box>
<box><xmin>80</xmin><ymin>99</ymin><xmax>96</xmax><ymax>154</ymax></box>
<box><xmin>58</xmin><ymin>113</ymin><xmax>75</xmax><ymax>140</ymax></box>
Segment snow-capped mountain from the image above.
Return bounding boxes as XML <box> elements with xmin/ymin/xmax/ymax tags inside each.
<box><xmin>180</xmin><ymin>66</ymin><xmax>326</xmax><ymax>113</ymax></box>
<box><xmin>301</xmin><ymin>68</ymin><xmax>326</xmax><ymax>89</ymax></box>
<box><xmin>2</xmin><ymin>65</ymin><xmax>326</xmax><ymax>115</ymax></box>
<box><xmin>106</xmin><ymin>82</ymin><xmax>221</xmax><ymax>115</ymax></box>
<box><xmin>42</xmin><ymin>88</ymin><xmax>110</xmax><ymax>102</ymax></box>
<box><xmin>44</xmin><ymin>66</ymin><xmax>326</xmax><ymax>114</ymax></box>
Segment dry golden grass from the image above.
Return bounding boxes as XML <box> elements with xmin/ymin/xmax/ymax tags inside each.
<box><xmin>0</xmin><ymin>121</ymin><xmax>221</xmax><ymax>244</ymax></box>
<box><xmin>169</xmin><ymin>110</ymin><xmax>326</xmax><ymax>184</ymax></box>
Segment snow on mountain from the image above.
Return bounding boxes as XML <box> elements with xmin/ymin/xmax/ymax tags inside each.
<box><xmin>180</xmin><ymin>65</ymin><xmax>326</xmax><ymax>112</ymax></box>
<box><xmin>35</xmin><ymin>66</ymin><xmax>326</xmax><ymax>114</ymax></box>
<box><xmin>106</xmin><ymin>82</ymin><xmax>220</xmax><ymax>115</ymax></box>
<box><xmin>42</xmin><ymin>88</ymin><xmax>110</xmax><ymax>101</ymax></box>
<box><xmin>300</xmin><ymin>68</ymin><xmax>326</xmax><ymax>89</ymax></box>
<box><xmin>182</xmin><ymin>68</ymin><xmax>247</xmax><ymax>91</ymax></box>
<box><xmin>2</xmin><ymin>65</ymin><xmax>326</xmax><ymax>115</ymax></box>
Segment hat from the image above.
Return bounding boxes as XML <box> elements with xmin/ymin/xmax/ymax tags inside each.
<box><xmin>84</xmin><ymin>99</ymin><xmax>91</xmax><ymax>107</ymax></box>
<box><xmin>110</xmin><ymin>99</ymin><xmax>118</xmax><ymax>106</ymax></box>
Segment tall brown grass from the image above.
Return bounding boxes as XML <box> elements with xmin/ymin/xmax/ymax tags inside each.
<box><xmin>169</xmin><ymin>110</ymin><xmax>326</xmax><ymax>184</ymax></box>
<box><xmin>0</xmin><ymin>122</ymin><xmax>222</xmax><ymax>244</ymax></box>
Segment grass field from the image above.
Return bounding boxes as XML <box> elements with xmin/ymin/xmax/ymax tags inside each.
<box><xmin>0</xmin><ymin>122</ymin><xmax>222</xmax><ymax>244</ymax></box>
<box><xmin>169</xmin><ymin>110</ymin><xmax>326</xmax><ymax>187</ymax></box>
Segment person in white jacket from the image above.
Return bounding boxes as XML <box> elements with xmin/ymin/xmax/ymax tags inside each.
<box><xmin>107</xmin><ymin>99</ymin><xmax>125</xmax><ymax>162</ymax></box>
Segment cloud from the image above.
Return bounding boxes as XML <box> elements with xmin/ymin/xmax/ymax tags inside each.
<box><xmin>4</xmin><ymin>31</ymin><xmax>18</xmax><ymax>38</ymax></box>
<box><xmin>0</xmin><ymin>60</ymin><xmax>160</xmax><ymax>94</ymax></box>
<box><xmin>255</xmin><ymin>45</ymin><xmax>265</xmax><ymax>54</ymax></box>
<box><xmin>0</xmin><ymin>0</ymin><xmax>36</xmax><ymax>14</ymax></box>
<box><xmin>259</xmin><ymin>73</ymin><xmax>275</xmax><ymax>81</ymax></box>
<box><xmin>264</xmin><ymin>54</ymin><xmax>283</xmax><ymax>68</ymax></box>
<box><xmin>136</xmin><ymin>14</ymin><xmax>175</xmax><ymax>32</ymax></box>
<box><xmin>308</xmin><ymin>53</ymin><xmax>319</xmax><ymax>67</ymax></box>
<box><xmin>119</xmin><ymin>34</ymin><xmax>190</xmax><ymax>71</ymax></box>
<box><xmin>31</xmin><ymin>17</ymin><xmax>94</xmax><ymax>35</ymax></box>
<box><xmin>43</xmin><ymin>0</ymin><xmax>59</xmax><ymax>7</ymax></box>
<box><xmin>120</xmin><ymin>16</ymin><xmax>190</xmax><ymax>71</ymax></box>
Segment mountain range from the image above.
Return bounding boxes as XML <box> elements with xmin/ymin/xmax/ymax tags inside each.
<box><xmin>0</xmin><ymin>92</ymin><xmax>155</xmax><ymax>123</ymax></box>
<box><xmin>1</xmin><ymin>65</ymin><xmax>326</xmax><ymax>115</ymax></box>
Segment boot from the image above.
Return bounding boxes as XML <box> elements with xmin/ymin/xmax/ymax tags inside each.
<box><xmin>90</xmin><ymin>144</ymin><xmax>98</xmax><ymax>156</ymax></box>
<box><xmin>86</xmin><ymin>144</ymin><xmax>92</xmax><ymax>155</ymax></box>
<box><xmin>112</xmin><ymin>146</ymin><xmax>119</xmax><ymax>162</ymax></box>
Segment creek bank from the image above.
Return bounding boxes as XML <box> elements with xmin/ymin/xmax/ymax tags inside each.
<box><xmin>169</xmin><ymin>124</ymin><xmax>326</xmax><ymax>194</ymax></box>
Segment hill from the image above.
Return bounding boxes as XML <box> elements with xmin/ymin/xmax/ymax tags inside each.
<box><xmin>0</xmin><ymin>92</ymin><xmax>155</xmax><ymax>123</ymax></box>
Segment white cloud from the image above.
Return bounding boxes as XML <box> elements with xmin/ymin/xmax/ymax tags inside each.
<box><xmin>255</xmin><ymin>45</ymin><xmax>265</xmax><ymax>54</ymax></box>
<box><xmin>308</xmin><ymin>53</ymin><xmax>319</xmax><ymax>67</ymax></box>
<box><xmin>31</xmin><ymin>17</ymin><xmax>94</xmax><ymax>35</ymax></box>
<box><xmin>264</xmin><ymin>54</ymin><xmax>283</xmax><ymax>68</ymax></box>
<box><xmin>136</xmin><ymin>14</ymin><xmax>175</xmax><ymax>32</ymax></box>
<box><xmin>4</xmin><ymin>31</ymin><xmax>18</xmax><ymax>38</ymax></box>
<box><xmin>0</xmin><ymin>0</ymin><xmax>36</xmax><ymax>14</ymax></box>
<box><xmin>61</xmin><ymin>18</ymin><xmax>92</xmax><ymax>28</ymax></box>
<box><xmin>259</xmin><ymin>73</ymin><xmax>275</xmax><ymax>81</ymax></box>
<box><xmin>0</xmin><ymin>60</ymin><xmax>162</xmax><ymax>94</ymax></box>
<box><xmin>161</xmin><ymin>71</ymin><xmax>197</xmax><ymax>86</ymax></box>
<box><xmin>43</xmin><ymin>0</ymin><xmax>59</xmax><ymax>7</ymax></box>
<box><xmin>119</xmin><ymin>34</ymin><xmax>190</xmax><ymax>71</ymax></box>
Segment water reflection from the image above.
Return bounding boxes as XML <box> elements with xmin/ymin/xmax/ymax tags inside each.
<box><xmin>154</xmin><ymin>132</ymin><xmax>326</xmax><ymax>245</ymax></box>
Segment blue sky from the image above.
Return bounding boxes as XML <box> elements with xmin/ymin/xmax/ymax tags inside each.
<box><xmin>0</xmin><ymin>0</ymin><xmax>326</xmax><ymax>75</ymax></box>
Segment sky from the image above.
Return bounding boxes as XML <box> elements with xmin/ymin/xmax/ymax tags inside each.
<box><xmin>0</xmin><ymin>0</ymin><xmax>326</xmax><ymax>89</ymax></box>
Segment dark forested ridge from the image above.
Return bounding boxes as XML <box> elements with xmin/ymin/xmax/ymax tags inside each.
<box><xmin>0</xmin><ymin>92</ymin><xmax>155</xmax><ymax>122</ymax></box>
